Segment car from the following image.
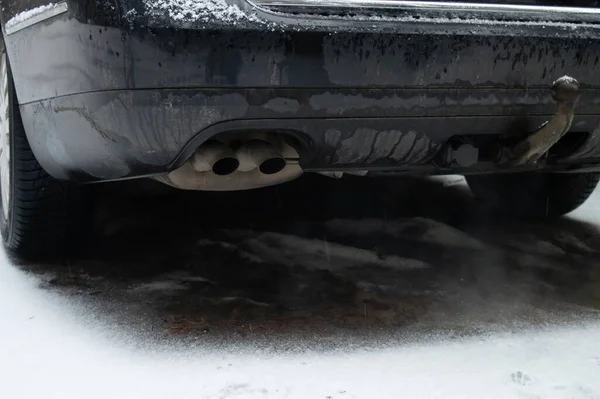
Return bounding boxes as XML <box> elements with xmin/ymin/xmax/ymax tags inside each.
<box><xmin>1</xmin><ymin>0</ymin><xmax>600</xmax><ymax>258</ymax></box>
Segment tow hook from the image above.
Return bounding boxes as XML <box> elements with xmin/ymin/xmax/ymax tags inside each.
<box><xmin>499</xmin><ymin>75</ymin><xmax>581</xmax><ymax>166</ymax></box>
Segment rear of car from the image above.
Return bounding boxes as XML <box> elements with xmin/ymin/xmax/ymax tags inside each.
<box><xmin>1</xmin><ymin>0</ymin><xmax>600</xmax><ymax>257</ymax></box>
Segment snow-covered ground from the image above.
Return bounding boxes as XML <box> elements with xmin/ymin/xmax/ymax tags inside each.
<box><xmin>1</xmin><ymin>176</ymin><xmax>600</xmax><ymax>399</ymax></box>
<box><xmin>1</xmin><ymin>255</ymin><xmax>599</xmax><ymax>399</ymax></box>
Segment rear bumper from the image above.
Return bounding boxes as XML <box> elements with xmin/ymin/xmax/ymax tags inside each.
<box><xmin>20</xmin><ymin>88</ymin><xmax>600</xmax><ymax>182</ymax></box>
<box><xmin>5</xmin><ymin>0</ymin><xmax>600</xmax><ymax>181</ymax></box>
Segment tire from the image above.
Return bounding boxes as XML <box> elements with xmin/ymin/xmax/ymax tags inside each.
<box><xmin>466</xmin><ymin>171</ymin><xmax>600</xmax><ymax>219</ymax></box>
<box><xmin>0</xmin><ymin>39</ymin><xmax>94</xmax><ymax>259</ymax></box>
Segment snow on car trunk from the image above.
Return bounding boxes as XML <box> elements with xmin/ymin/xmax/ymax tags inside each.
<box><xmin>145</xmin><ymin>0</ymin><xmax>260</xmax><ymax>24</ymax></box>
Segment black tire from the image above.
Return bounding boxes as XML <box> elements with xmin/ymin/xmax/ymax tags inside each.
<box><xmin>0</xmin><ymin>39</ymin><xmax>94</xmax><ymax>259</ymax></box>
<box><xmin>466</xmin><ymin>171</ymin><xmax>600</xmax><ymax>219</ymax></box>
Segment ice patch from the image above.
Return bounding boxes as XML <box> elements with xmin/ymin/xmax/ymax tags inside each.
<box><xmin>198</xmin><ymin>238</ymin><xmax>265</xmax><ymax>263</ymax></box>
<box><xmin>503</xmin><ymin>234</ymin><xmax>566</xmax><ymax>257</ymax></box>
<box><xmin>429</xmin><ymin>175</ymin><xmax>468</xmax><ymax>188</ymax></box>
<box><xmin>165</xmin><ymin>271</ymin><xmax>215</xmax><ymax>284</ymax></box>
<box><xmin>326</xmin><ymin>218</ymin><xmax>486</xmax><ymax>250</ymax></box>
<box><xmin>231</xmin><ymin>231</ymin><xmax>430</xmax><ymax>271</ymax></box>
<box><xmin>130</xmin><ymin>280</ymin><xmax>188</xmax><ymax>292</ymax></box>
<box><xmin>217</xmin><ymin>297</ymin><xmax>271</xmax><ymax>307</ymax></box>
<box><xmin>130</xmin><ymin>271</ymin><xmax>216</xmax><ymax>292</ymax></box>
<box><xmin>552</xmin><ymin>231</ymin><xmax>596</xmax><ymax>254</ymax></box>
<box><xmin>145</xmin><ymin>0</ymin><xmax>260</xmax><ymax>24</ymax></box>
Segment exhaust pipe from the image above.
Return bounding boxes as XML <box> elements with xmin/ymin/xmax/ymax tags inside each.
<box><xmin>158</xmin><ymin>162</ymin><xmax>303</xmax><ymax>191</ymax></box>
<box><xmin>155</xmin><ymin>135</ymin><xmax>303</xmax><ymax>191</ymax></box>
<box><xmin>189</xmin><ymin>140</ymin><xmax>239</xmax><ymax>176</ymax></box>
<box><xmin>236</xmin><ymin>140</ymin><xmax>287</xmax><ymax>175</ymax></box>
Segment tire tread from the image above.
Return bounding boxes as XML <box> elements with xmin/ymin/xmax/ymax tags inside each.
<box><xmin>466</xmin><ymin>171</ymin><xmax>600</xmax><ymax>219</ymax></box>
<box><xmin>1</xmin><ymin>48</ymin><xmax>93</xmax><ymax>259</ymax></box>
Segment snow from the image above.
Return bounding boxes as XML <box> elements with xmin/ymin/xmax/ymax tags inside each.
<box><xmin>145</xmin><ymin>0</ymin><xmax>261</xmax><ymax>24</ymax></box>
<box><xmin>569</xmin><ymin>185</ymin><xmax>600</xmax><ymax>226</ymax></box>
<box><xmin>5</xmin><ymin>3</ymin><xmax>59</xmax><ymax>29</ymax></box>
<box><xmin>3</xmin><ymin>176</ymin><xmax>600</xmax><ymax>398</ymax></box>
<box><xmin>1</xmin><ymin>253</ymin><xmax>600</xmax><ymax>399</ymax></box>
<box><xmin>554</xmin><ymin>75</ymin><xmax>578</xmax><ymax>85</ymax></box>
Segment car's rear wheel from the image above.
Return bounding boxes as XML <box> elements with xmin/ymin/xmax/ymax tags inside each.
<box><xmin>0</xmin><ymin>39</ymin><xmax>93</xmax><ymax>259</ymax></box>
<box><xmin>466</xmin><ymin>171</ymin><xmax>600</xmax><ymax>219</ymax></box>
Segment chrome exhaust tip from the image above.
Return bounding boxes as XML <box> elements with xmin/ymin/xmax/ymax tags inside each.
<box><xmin>236</xmin><ymin>140</ymin><xmax>286</xmax><ymax>174</ymax></box>
<box><xmin>190</xmin><ymin>140</ymin><xmax>239</xmax><ymax>176</ymax></box>
<box><xmin>157</xmin><ymin>134</ymin><xmax>303</xmax><ymax>191</ymax></box>
<box><xmin>259</xmin><ymin>157</ymin><xmax>286</xmax><ymax>175</ymax></box>
<box><xmin>212</xmin><ymin>157</ymin><xmax>240</xmax><ymax>176</ymax></box>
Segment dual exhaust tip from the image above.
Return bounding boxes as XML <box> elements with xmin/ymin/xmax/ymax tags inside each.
<box><xmin>189</xmin><ymin>139</ymin><xmax>288</xmax><ymax>176</ymax></box>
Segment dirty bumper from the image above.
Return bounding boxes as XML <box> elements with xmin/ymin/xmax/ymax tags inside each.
<box><xmin>9</xmin><ymin>2</ymin><xmax>600</xmax><ymax>181</ymax></box>
<box><xmin>21</xmin><ymin>88</ymin><xmax>600</xmax><ymax>182</ymax></box>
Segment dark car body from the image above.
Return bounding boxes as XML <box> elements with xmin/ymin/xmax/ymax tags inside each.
<box><xmin>2</xmin><ymin>0</ymin><xmax>600</xmax><ymax>184</ymax></box>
